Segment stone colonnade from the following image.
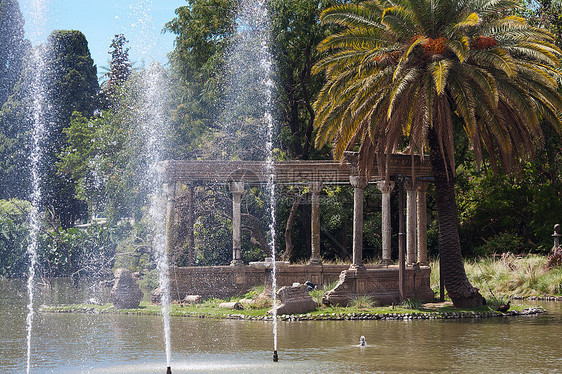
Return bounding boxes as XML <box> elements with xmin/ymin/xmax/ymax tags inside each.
<box><xmin>220</xmin><ymin>177</ymin><xmax>429</xmax><ymax>268</ymax></box>
<box><xmin>161</xmin><ymin>158</ymin><xmax>432</xmax><ymax>268</ymax></box>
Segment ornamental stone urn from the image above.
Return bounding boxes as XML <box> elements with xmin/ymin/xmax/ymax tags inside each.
<box><xmin>110</xmin><ymin>268</ymin><xmax>144</xmax><ymax>309</ymax></box>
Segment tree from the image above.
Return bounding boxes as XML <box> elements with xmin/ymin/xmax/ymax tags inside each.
<box><xmin>165</xmin><ymin>0</ymin><xmax>236</xmax><ymax>159</ymax></box>
<box><xmin>312</xmin><ymin>0</ymin><xmax>562</xmax><ymax>307</ymax></box>
<box><xmin>44</xmin><ymin>30</ymin><xmax>99</xmax><ymax>228</ymax></box>
<box><xmin>0</xmin><ymin>0</ymin><xmax>28</xmax><ymax>107</ymax></box>
<box><xmin>107</xmin><ymin>34</ymin><xmax>131</xmax><ymax>88</ymax></box>
<box><xmin>0</xmin><ymin>0</ymin><xmax>30</xmax><ymax>200</ymax></box>
<box><xmin>59</xmin><ymin>66</ymin><xmax>175</xmax><ymax>224</ymax></box>
<box><xmin>100</xmin><ymin>33</ymin><xmax>132</xmax><ymax>101</ymax></box>
<box><xmin>269</xmin><ymin>0</ymin><xmax>344</xmax><ymax>159</ymax></box>
<box><xmin>521</xmin><ymin>0</ymin><xmax>562</xmax><ymax>48</ymax></box>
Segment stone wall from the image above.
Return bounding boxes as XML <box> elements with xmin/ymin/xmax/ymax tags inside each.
<box><xmin>169</xmin><ymin>264</ymin><xmax>433</xmax><ymax>305</ymax></box>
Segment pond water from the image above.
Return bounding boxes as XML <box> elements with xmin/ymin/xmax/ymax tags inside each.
<box><xmin>1</xmin><ymin>278</ymin><xmax>561</xmax><ymax>373</ymax></box>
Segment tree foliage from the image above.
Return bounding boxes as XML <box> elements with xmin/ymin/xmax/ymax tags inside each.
<box><xmin>42</xmin><ymin>30</ymin><xmax>100</xmax><ymax>228</ymax></box>
<box><xmin>0</xmin><ymin>0</ymin><xmax>30</xmax><ymax>200</ymax></box>
<box><xmin>106</xmin><ymin>33</ymin><xmax>132</xmax><ymax>90</ymax></box>
<box><xmin>0</xmin><ymin>0</ymin><xmax>28</xmax><ymax>107</ymax></box>
<box><xmin>165</xmin><ymin>0</ymin><xmax>236</xmax><ymax>159</ymax></box>
<box><xmin>59</xmin><ymin>66</ymin><xmax>174</xmax><ymax>224</ymax></box>
<box><xmin>0</xmin><ymin>199</ymin><xmax>30</xmax><ymax>277</ymax></box>
<box><xmin>269</xmin><ymin>0</ymin><xmax>346</xmax><ymax>159</ymax></box>
<box><xmin>312</xmin><ymin>0</ymin><xmax>562</xmax><ymax>306</ymax></box>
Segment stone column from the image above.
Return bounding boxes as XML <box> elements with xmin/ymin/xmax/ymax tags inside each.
<box><xmin>309</xmin><ymin>181</ymin><xmax>323</xmax><ymax>265</ymax></box>
<box><xmin>164</xmin><ymin>182</ymin><xmax>176</xmax><ymax>265</ymax></box>
<box><xmin>417</xmin><ymin>182</ymin><xmax>429</xmax><ymax>266</ymax></box>
<box><xmin>377</xmin><ymin>181</ymin><xmax>395</xmax><ymax>265</ymax></box>
<box><xmin>187</xmin><ymin>185</ymin><xmax>195</xmax><ymax>266</ymax></box>
<box><xmin>230</xmin><ymin>181</ymin><xmax>244</xmax><ymax>266</ymax></box>
<box><xmin>406</xmin><ymin>181</ymin><xmax>417</xmax><ymax>265</ymax></box>
<box><xmin>350</xmin><ymin>176</ymin><xmax>368</xmax><ymax>270</ymax></box>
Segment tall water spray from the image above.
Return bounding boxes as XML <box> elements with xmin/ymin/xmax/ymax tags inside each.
<box><xmin>25</xmin><ymin>1</ymin><xmax>49</xmax><ymax>372</ymax></box>
<box><xmin>141</xmin><ymin>65</ymin><xmax>173</xmax><ymax>370</ymax></box>
<box><xmin>260</xmin><ymin>14</ymin><xmax>279</xmax><ymax>362</ymax></box>
<box><xmin>128</xmin><ymin>1</ymin><xmax>173</xmax><ymax>370</ymax></box>
<box><xmin>227</xmin><ymin>0</ymin><xmax>279</xmax><ymax>358</ymax></box>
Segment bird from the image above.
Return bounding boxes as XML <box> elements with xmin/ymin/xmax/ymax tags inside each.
<box><xmin>359</xmin><ymin>336</ymin><xmax>366</xmax><ymax>346</ymax></box>
<box><xmin>305</xmin><ymin>280</ymin><xmax>317</xmax><ymax>291</ymax></box>
<box><xmin>497</xmin><ymin>301</ymin><xmax>511</xmax><ymax>313</ymax></box>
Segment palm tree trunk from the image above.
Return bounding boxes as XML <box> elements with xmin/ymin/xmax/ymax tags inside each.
<box><xmin>428</xmin><ymin>128</ymin><xmax>484</xmax><ymax>307</ymax></box>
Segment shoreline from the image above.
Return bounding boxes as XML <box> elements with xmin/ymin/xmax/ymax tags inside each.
<box><xmin>40</xmin><ymin>303</ymin><xmax>546</xmax><ymax>321</ymax></box>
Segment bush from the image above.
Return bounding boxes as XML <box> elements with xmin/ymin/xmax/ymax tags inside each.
<box><xmin>0</xmin><ymin>199</ymin><xmax>31</xmax><ymax>277</ymax></box>
<box><xmin>138</xmin><ymin>268</ymin><xmax>159</xmax><ymax>291</ymax></box>
<box><xmin>348</xmin><ymin>295</ymin><xmax>377</xmax><ymax>309</ymax></box>
<box><xmin>473</xmin><ymin>232</ymin><xmax>524</xmax><ymax>257</ymax></box>
<box><xmin>309</xmin><ymin>280</ymin><xmax>338</xmax><ymax>304</ymax></box>
<box><xmin>400</xmin><ymin>297</ymin><xmax>422</xmax><ymax>309</ymax></box>
<box><xmin>37</xmin><ymin>224</ymin><xmax>118</xmax><ymax>278</ymax></box>
<box><xmin>546</xmin><ymin>247</ymin><xmax>562</xmax><ymax>269</ymax></box>
<box><xmin>242</xmin><ymin>285</ymin><xmax>266</xmax><ymax>299</ymax></box>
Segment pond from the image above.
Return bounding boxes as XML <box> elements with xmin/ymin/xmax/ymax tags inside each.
<box><xmin>1</xmin><ymin>278</ymin><xmax>561</xmax><ymax>373</ymax></box>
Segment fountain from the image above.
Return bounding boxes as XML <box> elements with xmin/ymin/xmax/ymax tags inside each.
<box><xmin>3</xmin><ymin>1</ymin><xmax>561</xmax><ymax>373</ymax></box>
<box><xmin>223</xmin><ymin>0</ymin><xmax>279</xmax><ymax>360</ymax></box>
<box><xmin>140</xmin><ymin>64</ymin><xmax>173</xmax><ymax>373</ymax></box>
<box><xmin>129</xmin><ymin>2</ymin><xmax>174</xmax><ymax>371</ymax></box>
<box><xmin>19</xmin><ymin>0</ymin><xmax>175</xmax><ymax>372</ymax></box>
<box><xmin>25</xmin><ymin>1</ymin><xmax>49</xmax><ymax>373</ymax></box>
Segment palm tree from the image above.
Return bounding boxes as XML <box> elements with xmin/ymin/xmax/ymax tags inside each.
<box><xmin>313</xmin><ymin>0</ymin><xmax>562</xmax><ymax>307</ymax></box>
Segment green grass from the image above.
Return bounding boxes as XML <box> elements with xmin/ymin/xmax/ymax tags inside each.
<box><xmin>40</xmin><ymin>272</ymin><xmax>535</xmax><ymax>319</ymax></box>
<box><xmin>43</xmin><ymin>253</ymin><xmax>559</xmax><ymax>319</ymax></box>
<box><xmin>40</xmin><ymin>300</ymin><xmax>532</xmax><ymax>318</ymax></box>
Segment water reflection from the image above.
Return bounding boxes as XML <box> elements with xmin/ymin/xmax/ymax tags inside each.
<box><xmin>1</xmin><ymin>279</ymin><xmax>561</xmax><ymax>373</ymax></box>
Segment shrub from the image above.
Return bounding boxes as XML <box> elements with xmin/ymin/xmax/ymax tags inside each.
<box><xmin>473</xmin><ymin>232</ymin><xmax>524</xmax><ymax>257</ymax></box>
<box><xmin>309</xmin><ymin>280</ymin><xmax>338</xmax><ymax>304</ymax></box>
<box><xmin>400</xmin><ymin>297</ymin><xmax>422</xmax><ymax>309</ymax></box>
<box><xmin>546</xmin><ymin>247</ymin><xmax>562</xmax><ymax>269</ymax></box>
<box><xmin>37</xmin><ymin>224</ymin><xmax>118</xmax><ymax>277</ymax></box>
<box><xmin>242</xmin><ymin>285</ymin><xmax>266</xmax><ymax>299</ymax></box>
<box><xmin>0</xmin><ymin>199</ymin><xmax>31</xmax><ymax>277</ymax></box>
<box><xmin>348</xmin><ymin>295</ymin><xmax>376</xmax><ymax>309</ymax></box>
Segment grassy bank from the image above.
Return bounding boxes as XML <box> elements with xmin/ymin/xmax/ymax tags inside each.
<box><xmin>40</xmin><ymin>299</ymin><xmax>540</xmax><ymax>320</ymax></box>
<box><xmin>431</xmin><ymin>253</ymin><xmax>562</xmax><ymax>300</ymax></box>
<box><xmin>40</xmin><ymin>280</ymin><xmax>542</xmax><ymax>320</ymax></box>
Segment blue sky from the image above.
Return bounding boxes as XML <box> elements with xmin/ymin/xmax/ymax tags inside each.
<box><xmin>20</xmin><ymin>0</ymin><xmax>187</xmax><ymax>74</ymax></box>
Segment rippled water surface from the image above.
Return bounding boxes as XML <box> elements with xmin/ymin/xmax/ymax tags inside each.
<box><xmin>1</xmin><ymin>278</ymin><xmax>561</xmax><ymax>373</ymax></box>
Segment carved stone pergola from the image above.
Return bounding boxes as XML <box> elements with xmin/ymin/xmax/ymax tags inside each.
<box><xmin>161</xmin><ymin>154</ymin><xmax>432</xmax><ymax>270</ymax></box>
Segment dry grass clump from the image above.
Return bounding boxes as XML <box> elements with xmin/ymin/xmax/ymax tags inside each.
<box><xmin>348</xmin><ymin>295</ymin><xmax>377</xmax><ymax>309</ymax></box>
<box><xmin>432</xmin><ymin>253</ymin><xmax>561</xmax><ymax>298</ymax></box>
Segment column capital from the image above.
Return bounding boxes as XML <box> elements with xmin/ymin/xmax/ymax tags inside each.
<box><xmin>416</xmin><ymin>181</ymin><xmax>429</xmax><ymax>192</ymax></box>
<box><xmin>376</xmin><ymin>180</ymin><xmax>395</xmax><ymax>194</ymax></box>
<box><xmin>349</xmin><ymin>175</ymin><xmax>368</xmax><ymax>189</ymax></box>
<box><xmin>230</xmin><ymin>181</ymin><xmax>244</xmax><ymax>194</ymax></box>
<box><xmin>404</xmin><ymin>180</ymin><xmax>417</xmax><ymax>191</ymax></box>
<box><xmin>308</xmin><ymin>181</ymin><xmax>323</xmax><ymax>194</ymax></box>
